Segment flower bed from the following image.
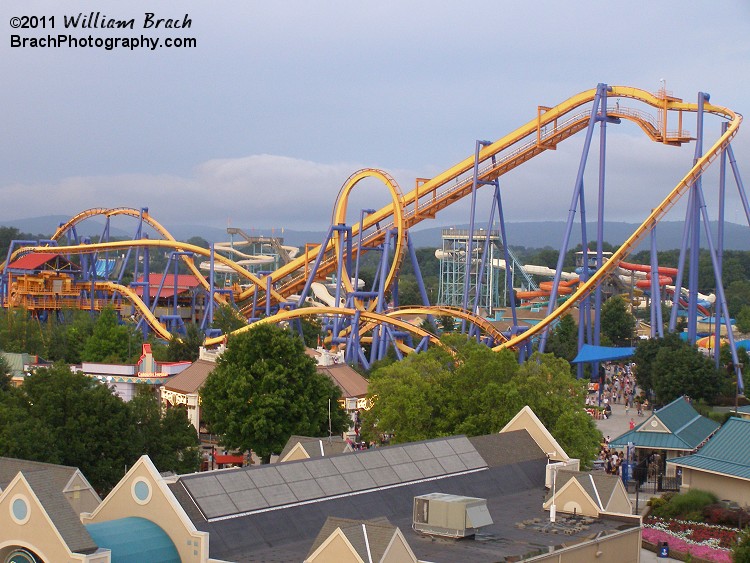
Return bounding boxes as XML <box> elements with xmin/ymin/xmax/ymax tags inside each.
<box><xmin>643</xmin><ymin>516</ymin><xmax>738</xmax><ymax>562</ymax></box>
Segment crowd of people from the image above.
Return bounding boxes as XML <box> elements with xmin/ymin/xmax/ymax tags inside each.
<box><xmin>585</xmin><ymin>362</ymin><xmax>642</xmax><ymax>418</ymax></box>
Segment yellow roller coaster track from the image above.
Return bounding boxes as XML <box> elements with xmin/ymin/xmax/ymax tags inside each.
<box><xmin>12</xmin><ymin>239</ymin><xmax>286</xmax><ymax>303</ymax></box>
<box><xmin>239</xmin><ymin>86</ymin><xmax>730</xmax><ymax>312</ymax></box>
<box><xmin>203</xmin><ymin>305</ymin><xmax>444</xmax><ymax>350</ymax></box>
<box><xmin>5</xmin><ymin>86</ymin><xmax>740</xmax><ymax>351</ymax></box>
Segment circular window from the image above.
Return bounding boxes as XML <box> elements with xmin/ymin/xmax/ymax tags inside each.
<box><xmin>9</xmin><ymin>495</ymin><xmax>30</xmax><ymax>525</ymax></box>
<box><xmin>132</xmin><ymin>479</ymin><xmax>152</xmax><ymax>504</ymax></box>
<box><xmin>6</xmin><ymin>548</ymin><xmax>40</xmax><ymax>563</ymax></box>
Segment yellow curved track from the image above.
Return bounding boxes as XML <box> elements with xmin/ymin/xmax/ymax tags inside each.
<box><xmin>52</xmin><ymin>207</ymin><xmax>211</xmax><ymax>292</ymax></box>
<box><xmin>13</xmin><ymin>239</ymin><xmax>285</xmax><ymax>303</ymax></box>
<box><xmin>4</xmin><ymin>86</ymin><xmax>740</xmax><ymax>352</ymax></box>
<box><xmin>203</xmin><ymin>306</ymin><xmax>444</xmax><ymax>349</ymax></box>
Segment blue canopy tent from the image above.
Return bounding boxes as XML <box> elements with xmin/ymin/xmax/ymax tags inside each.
<box><xmin>571</xmin><ymin>344</ymin><xmax>636</xmax><ymax>364</ymax></box>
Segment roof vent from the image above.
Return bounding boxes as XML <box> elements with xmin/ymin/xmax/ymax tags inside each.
<box><xmin>413</xmin><ymin>493</ymin><xmax>493</xmax><ymax>538</ymax></box>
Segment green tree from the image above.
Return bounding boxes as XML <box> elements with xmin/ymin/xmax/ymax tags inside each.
<box><xmin>211</xmin><ymin>303</ymin><xmax>247</xmax><ymax>336</ymax></box>
<box><xmin>43</xmin><ymin>310</ymin><xmax>97</xmax><ymax>363</ymax></box>
<box><xmin>0</xmin><ymin>355</ymin><xmax>11</xmax><ymax>391</ymax></box>
<box><xmin>633</xmin><ymin>333</ymin><xmax>685</xmax><ymax>396</ymax></box>
<box><xmin>651</xmin><ymin>343</ymin><xmax>723</xmax><ymax>404</ymax></box>
<box><xmin>736</xmin><ymin>305</ymin><xmax>750</xmax><ymax>334</ymax></box>
<box><xmin>128</xmin><ymin>386</ymin><xmax>201</xmax><ymax>474</ymax></box>
<box><xmin>600</xmin><ymin>295</ymin><xmax>636</xmax><ymax>346</ymax></box>
<box><xmin>726</xmin><ymin>280</ymin><xmax>750</xmax><ymax>317</ymax></box>
<box><xmin>81</xmin><ymin>307</ymin><xmax>133</xmax><ymax>362</ymax></box>
<box><xmin>733</xmin><ymin>525</ymin><xmax>750</xmax><ymax>563</ymax></box>
<box><xmin>17</xmin><ymin>364</ymin><xmax>138</xmax><ymax>493</ymax></box>
<box><xmin>200</xmin><ymin>325</ymin><xmax>348</xmax><ymax>462</ymax></box>
<box><xmin>545</xmin><ymin>314</ymin><xmax>578</xmax><ymax>362</ymax></box>
<box><xmin>166</xmin><ymin>323</ymin><xmax>203</xmax><ymax>362</ymax></box>
<box><xmin>361</xmin><ymin>337</ymin><xmax>601</xmax><ymax>467</ymax></box>
<box><xmin>438</xmin><ymin>315</ymin><xmax>456</xmax><ymax>333</ymax></box>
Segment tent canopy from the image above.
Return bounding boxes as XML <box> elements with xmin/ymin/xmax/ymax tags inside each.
<box><xmin>572</xmin><ymin>344</ymin><xmax>635</xmax><ymax>364</ymax></box>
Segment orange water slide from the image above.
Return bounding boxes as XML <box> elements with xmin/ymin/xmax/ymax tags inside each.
<box><xmin>618</xmin><ymin>261</ymin><xmax>678</xmax><ymax>276</ymax></box>
<box><xmin>515</xmin><ymin>277</ymin><xmax>578</xmax><ymax>300</ymax></box>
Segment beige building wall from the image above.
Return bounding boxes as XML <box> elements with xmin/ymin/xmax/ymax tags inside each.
<box><xmin>501</xmin><ymin>407</ymin><xmax>569</xmax><ymax>462</ymax></box>
<box><xmin>0</xmin><ymin>476</ymin><xmax>107</xmax><ymax>563</ymax></box>
<box><xmin>525</xmin><ymin>526</ymin><xmax>641</xmax><ymax>563</ymax></box>
<box><xmin>681</xmin><ymin>469</ymin><xmax>750</xmax><ymax>506</ymax></box>
<box><xmin>64</xmin><ymin>472</ymin><xmax>101</xmax><ymax>515</ymax></box>
<box><xmin>382</xmin><ymin>532</ymin><xmax>418</xmax><ymax>563</ymax></box>
<box><xmin>161</xmin><ymin>389</ymin><xmax>201</xmax><ymax>432</ymax></box>
<box><xmin>605</xmin><ymin>484</ymin><xmax>634</xmax><ymax>515</ymax></box>
<box><xmin>306</xmin><ymin>530</ymin><xmax>364</xmax><ymax>563</ymax></box>
<box><xmin>545</xmin><ymin>480</ymin><xmax>599</xmax><ymax>518</ymax></box>
<box><xmin>81</xmin><ymin>457</ymin><xmax>208</xmax><ymax>563</ymax></box>
<box><xmin>280</xmin><ymin>443</ymin><xmax>311</xmax><ymax>463</ymax></box>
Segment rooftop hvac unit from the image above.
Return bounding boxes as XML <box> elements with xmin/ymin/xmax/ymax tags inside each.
<box><xmin>413</xmin><ymin>493</ymin><xmax>493</xmax><ymax>538</ymax></box>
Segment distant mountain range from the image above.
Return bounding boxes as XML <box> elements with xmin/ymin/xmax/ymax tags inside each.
<box><xmin>2</xmin><ymin>215</ymin><xmax>748</xmax><ymax>252</ymax></box>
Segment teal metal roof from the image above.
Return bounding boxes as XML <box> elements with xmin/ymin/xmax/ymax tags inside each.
<box><xmin>668</xmin><ymin>417</ymin><xmax>750</xmax><ymax>480</ymax></box>
<box><xmin>84</xmin><ymin>517</ymin><xmax>179</xmax><ymax>562</ymax></box>
<box><xmin>609</xmin><ymin>397</ymin><xmax>719</xmax><ymax>451</ymax></box>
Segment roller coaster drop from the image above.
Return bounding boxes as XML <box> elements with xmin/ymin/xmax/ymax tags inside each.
<box><xmin>1</xmin><ymin>84</ymin><xmax>746</xmax><ymax>392</ymax></box>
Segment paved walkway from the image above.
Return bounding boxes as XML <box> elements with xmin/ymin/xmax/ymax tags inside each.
<box><xmin>592</xmin><ymin>399</ymin><xmax>681</xmax><ymax>561</ymax></box>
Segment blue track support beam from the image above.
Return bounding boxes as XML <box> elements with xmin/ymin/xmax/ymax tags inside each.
<box><xmin>461</xmin><ymin>140</ymin><xmax>491</xmax><ymax>332</ymax></box>
<box><xmin>495</xmin><ymin>185</ymin><xmax>520</xmax><ymax>331</ymax></box>
<box><xmin>540</xmin><ymin>83</ymin><xmax>605</xmax><ymax>353</ymax></box>
<box><xmin>716</xmin><ymin>122</ymin><xmax>728</xmax><ymax>368</ymax></box>
<box><xmin>407</xmin><ymin>237</ymin><xmax>431</xmax><ymax>307</ymax></box>
<box><xmin>668</xmin><ymin>188</ymin><xmax>695</xmax><ymax>333</ymax></box>
<box><xmin>687</xmin><ymin>93</ymin><xmax>709</xmax><ymax>344</ymax></box>
<box><xmin>650</xmin><ymin>222</ymin><xmax>664</xmax><ymax>338</ymax></box>
<box><xmin>695</xmin><ymin>186</ymin><xmax>744</xmax><ymax>393</ymax></box>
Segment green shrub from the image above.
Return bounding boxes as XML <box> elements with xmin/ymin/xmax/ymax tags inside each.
<box><xmin>649</xmin><ymin>497</ymin><xmax>667</xmax><ymax>510</ymax></box>
<box><xmin>655</xmin><ymin>490</ymin><xmax>718</xmax><ymax>519</ymax></box>
<box><xmin>732</xmin><ymin>526</ymin><xmax>750</xmax><ymax>563</ymax></box>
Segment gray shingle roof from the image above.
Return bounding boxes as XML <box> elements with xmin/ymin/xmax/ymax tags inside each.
<box><xmin>22</xmin><ymin>470</ymin><xmax>99</xmax><ymax>554</ymax></box>
<box><xmin>307</xmin><ymin>517</ymin><xmax>398</xmax><ymax>561</ymax></box>
<box><xmin>0</xmin><ymin>457</ymin><xmax>79</xmax><ymax>492</ymax></box>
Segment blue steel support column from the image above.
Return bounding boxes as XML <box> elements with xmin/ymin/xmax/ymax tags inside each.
<box><xmin>495</xmin><ymin>184</ymin><xmax>520</xmax><ymax>330</ymax></box>
<box><xmin>715</xmin><ymin>122</ymin><xmax>728</xmax><ymax>367</ymax></box>
<box><xmin>296</xmin><ymin>226</ymin><xmax>335</xmax><ymax>308</ymax></box>
<box><xmin>649</xmin><ymin>223</ymin><xmax>664</xmax><ymax>338</ymax></box>
<box><xmin>578</xmin><ymin>181</ymin><xmax>590</xmax><ymax>380</ymax></box>
<box><xmin>353</xmin><ymin>209</ymin><xmax>375</xmax><ymax>290</ymax></box>
<box><xmin>407</xmin><ymin>237</ymin><xmax>431</xmax><ymax>307</ymax></box>
<box><xmin>461</xmin><ymin>140</ymin><xmax>490</xmax><ymax>332</ymax></box>
<box><xmin>539</xmin><ymin>83</ymin><xmax>604</xmax><ymax>353</ymax></box>
<box><xmin>668</xmin><ymin>188</ymin><xmax>696</xmax><ymax>332</ymax></box>
<box><xmin>687</xmin><ymin>93</ymin><xmax>708</xmax><ymax>344</ymax></box>
<box><xmin>695</xmin><ymin>187</ymin><xmax>744</xmax><ymax>392</ymax></box>
<box><xmin>141</xmin><ymin>239</ymin><xmax>150</xmax><ymax>339</ymax></box>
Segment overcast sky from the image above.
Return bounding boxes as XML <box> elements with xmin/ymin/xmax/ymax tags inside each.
<box><xmin>3</xmin><ymin>0</ymin><xmax>750</xmax><ymax>238</ymax></box>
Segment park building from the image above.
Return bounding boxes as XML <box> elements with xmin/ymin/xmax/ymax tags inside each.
<box><xmin>0</xmin><ymin>406</ymin><xmax>644</xmax><ymax>563</ymax></box>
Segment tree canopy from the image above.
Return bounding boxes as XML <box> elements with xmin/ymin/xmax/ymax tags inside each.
<box><xmin>600</xmin><ymin>295</ymin><xmax>636</xmax><ymax>346</ymax></box>
<box><xmin>0</xmin><ymin>364</ymin><xmax>200</xmax><ymax>494</ymax></box>
<box><xmin>545</xmin><ymin>314</ymin><xmax>578</xmax><ymax>362</ymax></box>
<box><xmin>200</xmin><ymin>324</ymin><xmax>349</xmax><ymax>462</ymax></box>
<box><xmin>361</xmin><ymin>336</ymin><xmax>601</xmax><ymax>466</ymax></box>
<box><xmin>634</xmin><ymin>333</ymin><xmax>729</xmax><ymax>404</ymax></box>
